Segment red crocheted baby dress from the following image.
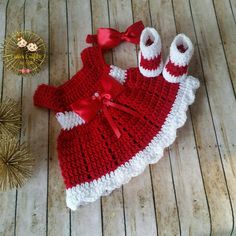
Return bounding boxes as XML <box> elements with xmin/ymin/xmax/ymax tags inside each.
<box><xmin>34</xmin><ymin>23</ymin><xmax>199</xmax><ymax>210</ymax></box>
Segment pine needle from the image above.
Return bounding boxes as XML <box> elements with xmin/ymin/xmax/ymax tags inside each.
<box><xmin>0</xmin><ymin>98</ymin><xmax>21</xmax><ymax>138</ymax></box>
<box><xmin>0</xmin><ymin>136</ymin><xmax>34</xmax><ymax>191</ymax></box>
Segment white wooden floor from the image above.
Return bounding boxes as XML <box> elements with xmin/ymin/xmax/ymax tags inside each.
<box><xmin>0</xmin><ymin>0</ymin><xmax>236</xmax><ymax>235</ymax></box>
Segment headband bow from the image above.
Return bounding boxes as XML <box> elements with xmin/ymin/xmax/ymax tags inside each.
<box><xmin>86</xmin><ymin>21</ymin><xmax>144</xmax><ymax>49</ymax></box>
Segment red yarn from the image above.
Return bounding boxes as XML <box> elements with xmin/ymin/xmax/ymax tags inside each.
<box><xmin>165</xmin><ymin>60</ymin><xmax>188</xmax><ymax>76</ymax></box>
<box><xmin>34</xmin><ymin>46</ymin><xmax>179</xmax><ymax>189</ymax></box>
<box><xmin>140</xmin><ymin>53</ymin><xmax>162</xmax><ymax>70</ymax></box>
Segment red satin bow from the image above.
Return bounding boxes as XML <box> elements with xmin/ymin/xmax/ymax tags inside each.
<box><xmin>86</xmin><ymin>21</ymin><xmax>144</xmax><ymax>49</ymax></box>
<box><xmin>70</xmin><ymin>75</ymin><xmax>140</xmax><ymax>138</ymax></box>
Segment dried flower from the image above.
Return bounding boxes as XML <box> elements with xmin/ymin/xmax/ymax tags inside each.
<box><xmin>19</xmin><ymin>68</ymin><xmax>31</xmax><ymax>74</ymax></box>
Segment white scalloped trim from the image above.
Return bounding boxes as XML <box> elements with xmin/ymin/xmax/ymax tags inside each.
<box><xmin>66</xmin><ymin>76</ymin><xmax>200</xmax><ymax>210</ymax></box>
<box><xmin>169</xmin><ymin>34</ymin><xmax>194</xmax><ymax>67</ymax></box>
<box><xmin>140</xmin><ymin>27</ymin><xmax>161</xmax><ymax>59</ymax></box>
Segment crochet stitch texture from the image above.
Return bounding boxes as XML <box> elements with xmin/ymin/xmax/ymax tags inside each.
<box><xmin>34</xmin><ymin>26</ymin><xmax>199</xmax><ymax>210</ymax></box>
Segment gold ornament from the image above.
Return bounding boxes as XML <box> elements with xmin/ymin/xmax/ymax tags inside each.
<box><xmin>0</xmin><ymin>136</ymin><xmax>34</xmax><ymax>191</ymax></box>
<box><xmin>0</xmin><ymin>98</ymin><xmax>21</xmax><ymax>138</ymax></box>
<box><xmin>1</xmin><ymin>31</ymin><xmax>46</xmax><ymax>75</ymax></box>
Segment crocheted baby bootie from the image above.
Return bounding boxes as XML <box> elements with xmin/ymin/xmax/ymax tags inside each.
<box><xmin>138</xmin><ymin>27</ymin><xmax>163</xmax><ymax>77</ymax></box>
<box><xmin>163</xmin><ymin>34</ymin><xmax>194</xmax><ymax>83</ymax></box>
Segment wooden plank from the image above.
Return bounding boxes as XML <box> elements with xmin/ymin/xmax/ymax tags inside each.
<box><xmin>108</xmin><ymin>0</ymin><xmax>137</xmax><ymax>68</ymax></box>
<box><xmin>151</xmin><ymin>154</ymin><xmax>180</xmax><ymax>236</ymax></box>
<box><xmin>1</xmin><ymin>1</ymin><xmax>24</xmax><ymax>99</ymax></box>
<box><xmin>0</xmin><ymin>0</ymin><xmax>8</xmax><ymax>95</ymax></box>
<box><xmin>173</xmin><ymin>0</ymin><xmax>233</xmax><ymax>234</ymax></box>
<box><xmin>66</xmin><ymin>1</ymin><xmax>102</xmax><ymax>235</ymax></box>
<box><xmin>213</xmin><ymin>0</ymin><xmax>236</xmax><ymax>93</ymax></box>
<box><xmin>169</xmin><ymin>117</ymin><xmax>211</xmax><ymax>235</ymax></box>
<box><xmin>48</xmin><ymin>0</ymin><xmax>70</xmax><ymax>235</ymax></box>
<box><xmin>190</xmin><ymin>0</ymin><xmax>236</xmax><ymax>234</ymax></box>
<box><xmin>133</xmin><ymin>1</ymin><xmax>179</xmax><ymax>235</ymax></box>
<box><xmin>71</xmin><ymin>202</ymin><xmax>102</xmax><ymax>236</ymax></box>
<box><xmin>0</xmin><ymin>0</ymin><xmax>24</xmax><ymax>235</ymax></box>
<box><xmin>123</xmin><ymin>168</ymin><xmax>157</xmax><ymax>236</ymax></box>
<box><xmin>89</xmin><ymin>0</ymin><xmax>125</xmax><ymax>235</ymax></box>
<box><xmin>107</xmin><ymin>1</ymin><xmax>157</xmax><ymax>236</ymax></box>
<box><xmin>149</xmin><ymin>0</ymin><xmax>210</xmax><ymax>235</ymax></box>
<box><xmin>152</xmin><ymin>0</ymin><xmax>210</xmax><ymax>234</ymax></box>
<box><xmin>67</xmin><ymin>0</ymin><xmax>92</xmax><ymax>75</ymax></box>
<box><xmin>177</xmin><ymin>0</ymin><xmax>236</xmax><ymax>234</ymax></box>
<box><xmin>132</xmin><ymin>1</ymin><xmax>181</xmax><ymax>235</ymax></box>
<box><xmin>14</xmin><ymin>0</ymin><xmax>49</xmax><ymax>235</ymax></box>
<box><xmin>91</xmin><ymin>0</ymin><xmax>112</xmax><ymax>63</ymax></box>
<box><xmin>132</xmin><ymin>0</ymin><xmax>152</xmax><ymax>27</ymax></box>
<box><xmin>230</xmin><ymin>0</ymin><xmax>236</xmax><ymax>23</ymax></box>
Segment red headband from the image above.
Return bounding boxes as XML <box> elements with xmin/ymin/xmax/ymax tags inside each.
<box><xmin>86</xmin><ymin>21</ymin><xmax>144</xmax><ymax>49</ymax></box>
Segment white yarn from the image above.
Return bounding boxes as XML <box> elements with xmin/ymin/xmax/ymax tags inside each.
<box><xmin>66</xmin><ymin>76</ymin><xmax>200</xmax><ymax>211</ymax></box>
<box><xmin>56</xmin><ymin>111</ymin><xmax>85</xmax><ymax>130</ymax></box>
<box><xmin>138</xmin><ymin>27</ymin><xmax>163</xmax><ymax>77</ymax></box>
<box><xmin>162</xmin><ymin>58</ymin><xmax>187</xmax><ymax>83</ymax></box>
<box><xmin>139</xmin><ymin>52</ymin><xmax>163</xmax><ymax>77</ymax></box>
<box><xmin>169</xmin><ymin>34</ymin><xmax>194</xmax><ymax>67</ymax></box>
<box><xmin>139</xmin><ymin>27</ymin><xmax>161</xmax><ymax>59</ymax></box>
<box><xmin>109</xmin><ymin>65</ymin><xmax>127</xmax><ymax>84</ymax></box>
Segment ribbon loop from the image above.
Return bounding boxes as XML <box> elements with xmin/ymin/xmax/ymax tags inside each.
<box><xmin>86</xmin><ymin>21</ymin><xmax>144</xmax><ymax>49</ymax></box>
<box><xmin>69</xmin><ymin>75</ymin><xmax>140</xmax><ymax>138</ymax></box>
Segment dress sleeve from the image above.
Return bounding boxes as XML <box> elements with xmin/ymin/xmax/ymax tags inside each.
<box><xmin>33</xmin><ymin>84</ymin><xmax>63</xmax><ymax>112</ymax></box>
<box><xmin>138</xmin><ymin>27</ymin><xmax>163</xmax><ymax>78</ymax></box>
<box><xmin>34</xmin><ymin>47</ymin><xmax>104</xmax><ymax>112</ymax></box>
